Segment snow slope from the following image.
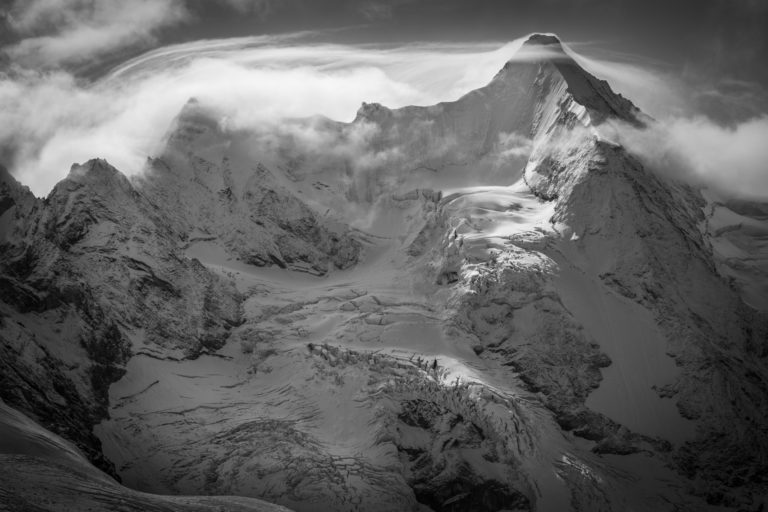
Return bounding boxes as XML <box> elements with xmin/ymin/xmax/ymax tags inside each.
<box><xmin>0</xmin><ymin>400</ymin><xmax>290</xmax><ymax>512</ymax></box>
<box><xmin>2</xmin><ymin>33</ymin><xmax>768</xmax><ymax>512</ymax></box>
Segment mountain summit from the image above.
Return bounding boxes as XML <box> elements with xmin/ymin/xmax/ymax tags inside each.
<box><xmin>522</xmin><ymin>33</ymin><xmax>563</xmax><ymax>47</ymax></box>
<box><xmin>356</xmin><ymin>30</ymin><xmax>640</xmax><ymax>167</ymax></box>
<box><xmin>1</xmin><ymin>34</ymin><xmax>767</xmax><ymax>512</ymax></box>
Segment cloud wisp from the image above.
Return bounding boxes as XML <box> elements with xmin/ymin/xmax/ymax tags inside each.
<box><xmin>604</xmin><ymin>116</ymin><xmax>768</xmax><ymax>200</ymax></box>
<box><xmin>1</xmin><ymin>35</ymin><xmax>536</xmax><ymax>195</ymax></box>
<box><xmin>3</xmin><ymin>0</ymin><xmax>190</xmax><ymax>67</ymax></box>
<box><xmin>0</xmin><ymin>27</ymin><xmax>766</xmax><ymax>200</ymax></box>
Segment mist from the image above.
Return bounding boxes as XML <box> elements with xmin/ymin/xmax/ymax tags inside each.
<box><xmin>1</xmin><ymin>36</ymin><xmax>534</xmax><ymax>196</ymax></box>
<box><xmin>604</xmin><ymin>115</ymin><xmax>768</xmax><ymax>200</ymax></box>
<box><xmin>1</xmin><ymin>30</ymin><xmax>767</xmax><ymax>200</ymax></box>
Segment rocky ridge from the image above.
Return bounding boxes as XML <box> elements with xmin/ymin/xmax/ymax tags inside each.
<box><xmin>1</xmin><ymin>33</ymin><xmax>767</xmax><ymax>512</ymax></box>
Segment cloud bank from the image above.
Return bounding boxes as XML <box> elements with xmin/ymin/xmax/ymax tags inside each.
<box><xmin>605</xmin><ymin>116</ymin><xmax>768</xmax><ymax>200</ymax></box>
<box><xmin>0</xmin><ymin>22</ymin><xmax>766</xmax><ymax>200</ymax></box>
<box><xmin>0</xmin><ymin>35</ymin><xmax>532</xmax><ymax>195</ymax></box>
<box><xmin>4</xmin><ymin>0</ymin><xmax>190</xmax><ymax>67</ymax></box>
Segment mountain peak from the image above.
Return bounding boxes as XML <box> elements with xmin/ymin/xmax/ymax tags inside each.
<box><xmin>0</xmin><ymin>164</ymin><xmax>32</xmax><ymax>216</ymax></box>
<box><xmin>513</xmin><ymin>33</ymin><xmax>568</xmax><ymax>64</ymax></box>
<box><xmin>354</xmin><ymin>101</ymin><xmax>392</xmax><ymax>123</ymax></box>
<box><xmin>66</xmin><ymin>159</ymin><xmax>122</xmax><ymax>183</ymax></box>
<box><xmin>164</xmin><ymin>97</ymin><xmax>222</xmax><ymax>148</ymax></box>
<box><xmin>492</xmin><ymin>33</ymin><xmax>643</xmax><ymax>125</ymax></box>
<box><xmin>48</xmin><ymin>158</ymin><xmax>135</xmax><ymax>202</ymax></box>
<box><xmin>0</xmin><ymin>164</ymin><xmax>16</xmax><ymax>188</ymax></box>
<box><xmin>522</xmin><ymin>33</ymin><xmax>562</xmax><ymax>47</ymax></box>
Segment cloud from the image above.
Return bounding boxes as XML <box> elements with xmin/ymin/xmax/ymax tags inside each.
<box><xmin>603</xmin><ymin>116</ymin><xmax>768</xmax><ymax>199</ymax></box>
<box><xmin>0</xmin><ymin>35</ymin><xmax>533</xmax><ymax>196</ymax></box>
<box><xmin>357</xmin><ymin>2</ymin><xmax>394</xmax><ymax>20</ymax></box>
<box><xmin>568</xmin><ymin>44</ymin><xmax>768</xmax><ymax>125</ymax></box>
<box><xmin>568</xmin><ymin>52</ymin><xmax>686</xmax><ymax>119</ymax></box>
<box><xmin>217</xmin><ymin>0</ymin><xmax>275</xmax><ymax>17</ymax></box>
<box><xmin>3</xmin><ymin>0</ymin><xmax>190</xmax><ymax>68</ymax></box>
<box><xmin>251</xmin><ymin>118</ymin><xmax>407</xmax><ymax>182</ymax></box>
<box><xmin>354</xmin><ymin>0</ymin><xmax>422</xmax><ymax>20</ymax></box>
<box><xmin>562</xmin><ymin>42</ymin><xmax>768</xmax><ymax>199</ymax></box>
<box><xmin>497</xmin><ymin>132</ymin><xmax>533</xmax><ymax>159</ymax></box>
<box><xmin>1</xmin><ymin>30</ymin><xmax>767</xmax><ymax>201</ymax></box>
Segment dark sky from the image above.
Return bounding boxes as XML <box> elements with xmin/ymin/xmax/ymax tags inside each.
<box><xmin>1</xmin><ymin>0</ymin><xmax>766</xmax><ymax>90</ymax></box>
<box><xmin>1</xmin><ymin>0</ymin><xmax>767</xmax><ymax>197</ymax></box>
<box><xmin>165</xmin><ymin>0</ymin><xmax>768</xmax><ymax>88</ymax></box>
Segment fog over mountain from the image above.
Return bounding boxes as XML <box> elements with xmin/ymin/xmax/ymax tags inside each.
<box><xmin>1</xmin><ymin>2</ymin><xmax>768</xmax><ymax>512</ymax></box>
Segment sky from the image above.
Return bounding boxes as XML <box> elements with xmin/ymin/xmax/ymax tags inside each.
<box><xmin>0</xmin><ymin>0</ymin><xmax>767</xmax><ymax>198</ymax></box>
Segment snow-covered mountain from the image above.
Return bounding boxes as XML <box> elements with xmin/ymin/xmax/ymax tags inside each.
<box><xmin>1</xmin><ymin>33</ymin><xmax>767</xmax><ymax>512</ymax></box>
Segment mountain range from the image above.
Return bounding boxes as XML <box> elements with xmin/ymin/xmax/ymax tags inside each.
<box><xmin>1</xmin><ymin>33</ymin><xmax>767</xmax><ymax>512</ymax></box>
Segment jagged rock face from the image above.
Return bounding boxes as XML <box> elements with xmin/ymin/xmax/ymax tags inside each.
<box><xmin>0</xmin><ymin>159</ymin><xmax>242</xmax><ymax>479</ymax></box>
<box><xmin>2</xmin><ymin>33</ymin><xmax>768</xmax><ymax>512</ymax></box>
<box><xmin>704</xmin><ymin>197</ymin><xmax>768</xmax><ymax>311</ymax></box>
<box><xmin>351</xmin><ymin>36</ymin><xmax>641</xmax><ymax>192</ymax></box>
<box><xmin>0</xmin><ymin>165</ymin><xmax>35</xmax><ymax>214</ymax></box>
<box><xmin>347</xmin><ymin>33</ymin><xmax>768</xmax><ymax>505</ymax></box>
<box><xmin>0</xmin><ymin>401</ymin><xmax>291</xmax><ymax>512</ymax></box>
<box><xmin>392</xmin><ymin>386</ymin><xmax>533</xmax><ymax>512</ymax></box>
<box><xmin>522</xmin><ymin>79</ymin><xmax>768</xmax><ymax>500</ymax></box>
<box><xmin>3</xmin><ymin>159</ymin><xmax>241</xmax><ymax>353</ymax></box>
<box><xmin>136</xmin><ymin>101</ymin><xmax>363</xmax><ymax>276</ymax></box>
